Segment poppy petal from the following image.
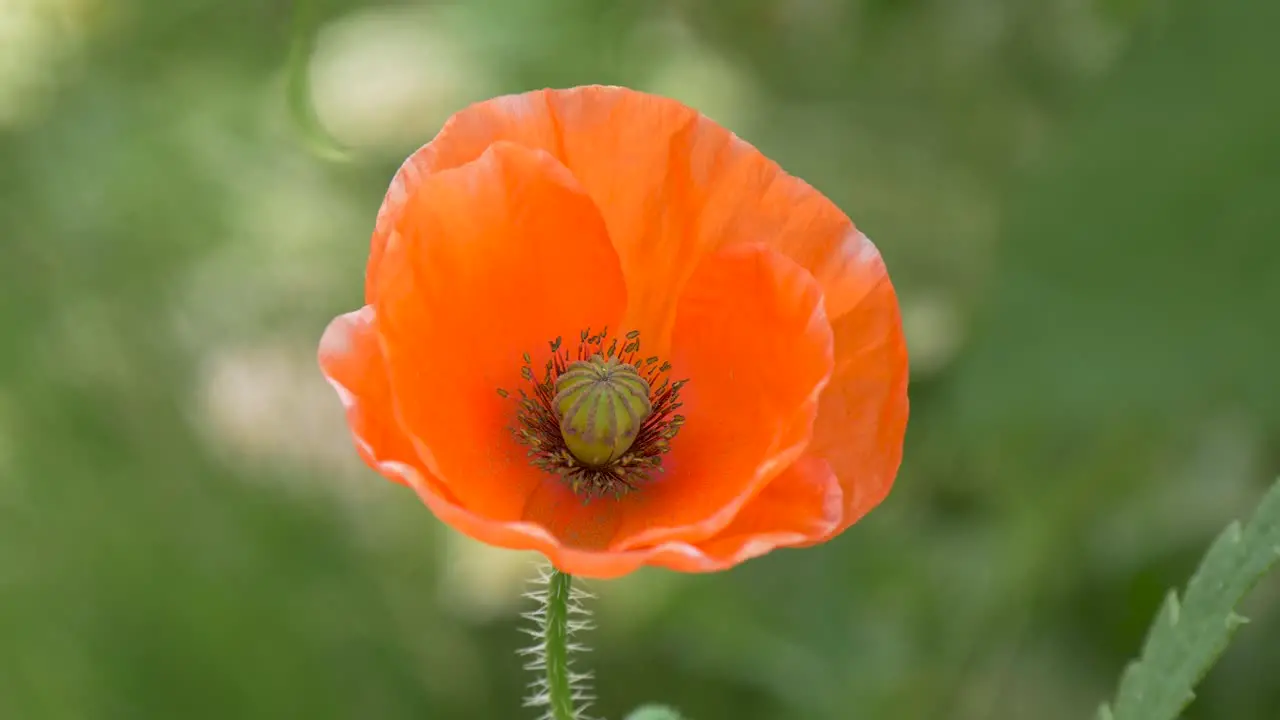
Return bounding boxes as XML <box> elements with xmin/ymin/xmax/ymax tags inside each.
<box><xmin>371</xmin><ymin>141</ymin><xmax>628</xmax><ymax>522</ymax></box>
<box><xmin>318</xmin><ymin>306</ymin><xmax>452</xmax><ymax>499</ymax></box>
<box><xmin>810</xmin><ymin>257</ymin><xmax>910</xmax><ymax>529</ymax></box>
<box><xmin>690</xmin><ymin>455</ymin><xmax>842</xmax><ymax>563</ymax></box>
<box><xmin>363</xmin><ymin>91</ymin><xmax>569</xmax><ymax>304</ymax></box>
<box><xmin>612</xmin><ymin>243</ymin><xmax>835</xmax><ymax>550</ymax></box>
<box><xmin>362</xmin><ymin>88</ymin><xmax>714</xmax><ymax>348</ymax></box>
<box><xmin>367</xmin><ymin>88</ymin><xmax>891</xmax><ymax>347</ymax></box>
<box><xmin>317</xmin><ymin>308</ymin><xmax>655</xmax><ymax>576</ymax></box>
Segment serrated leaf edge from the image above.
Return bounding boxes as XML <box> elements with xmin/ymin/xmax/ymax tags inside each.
<box><xmin>1097</xmin><ymin>478</ymin><xmax>1280</xmax><ymax>720</ymax></box>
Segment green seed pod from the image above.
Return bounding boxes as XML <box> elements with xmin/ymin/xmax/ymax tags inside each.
<box><xmin>553</xmin><ymin>354</ymin><xmax>652</xmax><ymax>467</ymax></box>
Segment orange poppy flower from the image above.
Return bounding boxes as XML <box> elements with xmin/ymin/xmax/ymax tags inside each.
<box><xmin>319</xmin><ymin>86</ymin><xmax>908</xmax><ymax>579</ymax></box>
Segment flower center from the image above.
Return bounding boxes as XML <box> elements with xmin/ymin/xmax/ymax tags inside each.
<box><xmin>554</xmin><ymin>354</ymin><xmax>651</xmax><ymax>467</ymax></box>
<box><xmin>498</xmin><ymin>327</ymin><xmax>686</xmax><ymax>500</ymax></box>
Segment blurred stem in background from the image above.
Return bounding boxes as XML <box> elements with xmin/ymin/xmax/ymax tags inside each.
<box><xmin>286</xmin><ymin>0</ymin><xmax>348</xmax><ymax>161</ymax></box>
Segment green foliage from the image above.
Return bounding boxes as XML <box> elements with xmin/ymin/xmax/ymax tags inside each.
<box><xmin>952</xmin><ymin>0</ymin><xmax>1280</xmax><ymax>434</ymax></box>
<box><xmin>1099</xmin><ymin>479</ymin><xmax>1280</xmax><ymax>720</ymax></box>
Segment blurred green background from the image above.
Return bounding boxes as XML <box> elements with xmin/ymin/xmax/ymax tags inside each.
<box><xmin>2</xmin><ymin>0</ymin><xmax>1277</xmax><ymax>718</ymax></box>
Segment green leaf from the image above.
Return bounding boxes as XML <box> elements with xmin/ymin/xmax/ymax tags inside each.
<box><xmin>624</xmin><ymin>705</ymin><xmax>686</xmax><ymax>720</ymax></box>
<box><xmin>1098</xmin><ymin>478</ymin><xmax>1280</xmax><ymax>720</ymax></box>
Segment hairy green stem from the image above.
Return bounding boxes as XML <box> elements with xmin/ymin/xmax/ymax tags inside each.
<box><xmin>544</xmin><ymin>569</ymin><xmax>577</xmax><ymax>720</ymax></box>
